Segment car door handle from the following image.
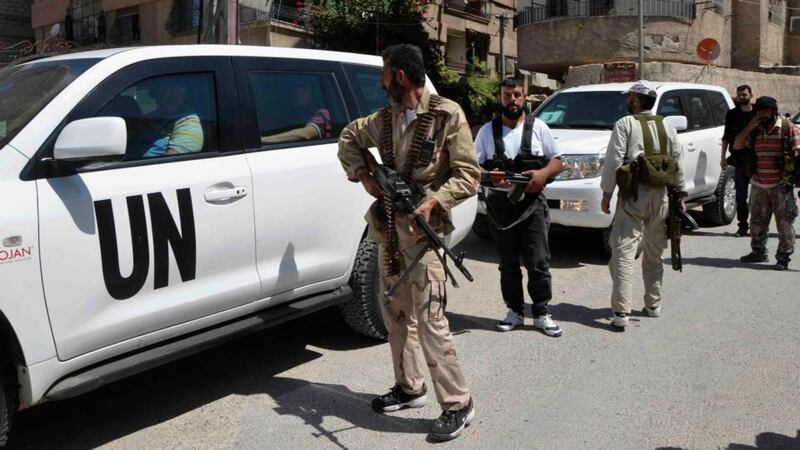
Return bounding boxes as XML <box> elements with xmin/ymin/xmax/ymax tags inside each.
<box><xmin>687</xmin><ymin>143</ymin><xmax>696</xmax><ymax>151</ymax></box>
<box><xmin>205</xmin><ymin>185</ymin><xmax>248</xmax><ymax>203</ymax></box>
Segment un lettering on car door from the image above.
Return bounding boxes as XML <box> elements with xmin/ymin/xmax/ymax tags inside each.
<box><xmin>94</xmin><ymin>188</ymin><xmax>196</xmax><ymax>300</ymax></box>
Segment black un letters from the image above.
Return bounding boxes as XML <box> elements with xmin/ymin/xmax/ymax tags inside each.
<box><xmin>95</xmin><ymin>188</ymin><xmax>197</xmax><ymax>300</ymax></box>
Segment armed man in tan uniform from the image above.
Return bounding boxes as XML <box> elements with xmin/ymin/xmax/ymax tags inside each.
<box><xmin>600</xmin><ymin>80</ymin><xmax>686</xmax><ymax>330</ymax></box>
<box><xmin>338</xmin><ymin>44</ymin><xmax>479</xmax><ymax>442</ymax></box>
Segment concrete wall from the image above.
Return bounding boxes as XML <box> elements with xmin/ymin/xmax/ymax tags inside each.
<box><xmin>517</xmin><ymin>3</ymin><xmax>731</xmax><ymax>76</ymax></box>
<box><xmin>566</xmin><ymin>61</ymin><xmax>800</xmax><ymax>114</ymax></box>
<box><xmin>786</xmin><ymin>0</ymin><xmax>800</xmax><ymax>65</ymax></box>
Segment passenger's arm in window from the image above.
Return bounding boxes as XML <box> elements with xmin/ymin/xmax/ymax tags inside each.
<box><xmin>261</xmin><ymin>109</ymin><xmax>332</xmax><ymax>144</ymax></box>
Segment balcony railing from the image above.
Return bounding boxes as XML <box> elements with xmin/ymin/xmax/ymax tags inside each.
<box><xmin>445</xmin><ymin>0</ymin><xmax>490</xmax><ymax>20</ymax></box>
<box><xmin>239</xmin><ymin>3</ymin><xmax>308</xmax><ymax>26</ymax></box>
<box><xmin>515</xmin><ymin>0</ymin><xmax>695</xmax><ymax>28</ymax></box>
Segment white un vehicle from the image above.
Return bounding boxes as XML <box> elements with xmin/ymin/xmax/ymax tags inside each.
<box><xmin>0</xmin><ymin>45</ymin><xmax>476</xmax><ymax>443</ymax></box>
<box><xmin>474</xmin><ymin>82</ymin><xmax>736</xmax><ymax>252</ymax></box>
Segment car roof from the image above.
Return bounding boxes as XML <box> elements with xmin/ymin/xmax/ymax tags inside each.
<box><xmin>27</xmin><ymin>45</ymin><xmax>384</xmax><ymax>66</ymax></box>
<box><xmin>561</xmin><ymin>82</ymin><xmax>727</xmax><ymax>95</ymax></box>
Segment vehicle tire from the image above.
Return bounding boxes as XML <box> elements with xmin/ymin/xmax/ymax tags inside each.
<box><xmin>0</xmin><ymin>352</ymin><xmax>17</xmax><ymax>447</ymax></box>
<box><xmin>471</xmin><ymin>214</ymin><xmax>492</xmax><ymax>240</ymax></box>
<box><xmin>340</xmin><ymin>239</ymin><xmax>388</xmax><ymax>340</ymax></box>
<box><xmin>703</xmin><ymin>166</ymin><xmax>736</xmax><ymax>226</ymax></box>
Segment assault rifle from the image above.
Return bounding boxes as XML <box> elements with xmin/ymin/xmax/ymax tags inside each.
<box><xmin>666</xmin><ymin>189</ymin><xmax>697</xmax><ymax>272</ymax></box>
<box><xmin>480</xmin><ymin>170</ymin><xmax>531</xmax><ymax>203</ymax></box>
<box><xmin>359</xmin><ymin>149</ymin><xmax>474</xmax><ymax>299</ymax></box>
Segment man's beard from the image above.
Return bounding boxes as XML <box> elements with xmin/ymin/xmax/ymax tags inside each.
<box><xmin>736</xmin><ymin>98</ymin><xmax>750</xmax><ymax>106</ymax></box>
<box><xmin>627</xmin><ymin>101</ymin><xmax>636</xmax><ymax>114</ymax></box>
<box><xmin>384</xmin><ymin>76</ymin><xmax>405</xmax><ymax>105</ymax></box>
<box><xmin>760</xmin><ymin>114</ymin><xmax>776</xmax><ymax>126</ymax></box>
<box><xmin>502</xmin><ymin>104</ymin><xmax>524</xmax><ymax>120</ymax></box>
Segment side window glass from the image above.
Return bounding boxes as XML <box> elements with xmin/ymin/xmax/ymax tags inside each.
<box><xmin>248</xmin><ymin>71</ymin><xmax>347</xmax><ymax>146</ymax></box>
<box><xmin>657</xmin><ymin>95</ymin><xmax>684</xmax><ymax>118</ymax></box>
<box><xmin>686</xmin><ymin>92</ymin><xmax>712</xmax><ymax>130</ymax></box>
<box><xmin>344</xmin><ymin>64</ymin><xmax>389</xmax><ymax>115</ymax></box>
<box><xmin>96</xmin><ymin>73</ymin><xmax>218</xmax><ymax>161</ymax></box>
<box><xmin>706</xmin><ymin>91</ymin><xmax>730</xmax><ymax>127</ymax></box>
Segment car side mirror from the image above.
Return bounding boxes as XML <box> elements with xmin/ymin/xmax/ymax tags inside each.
<box><xmin>54</xmin><ymin>117</ymin><xmax>127</xmax><ymax>161</ymax></box>
<box><xmin>664</xmin><ymin>115</ymin><xmax>688</xmax><ymax>132</ymax></box>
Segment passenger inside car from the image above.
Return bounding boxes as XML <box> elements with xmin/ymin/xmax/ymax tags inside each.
<box><xmin>139</xmin><ymin>83</ymin><xmax>204</xmax><ymax>158</ymax></box>
<box><xmin>260</xmin><ymin>78</ymin><xmax>332</xmax><ymax>144</ymax></box>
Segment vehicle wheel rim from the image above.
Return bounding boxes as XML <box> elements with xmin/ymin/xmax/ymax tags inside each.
<box><xmin>723</xmin><ymin>177</ymin><xmax>736</xmax><ymax>217</ymax></box>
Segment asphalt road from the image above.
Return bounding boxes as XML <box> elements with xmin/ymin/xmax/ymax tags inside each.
<box><xmin>8</xmin><ymin>216</ymin><xmax>800</xmax><ymax>449</ymax></box>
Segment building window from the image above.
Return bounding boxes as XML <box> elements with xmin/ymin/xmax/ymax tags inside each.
<box><xmin>70</xmin><ymin>0</ymin><xmax>103</xmax><ymax>45</ymax></box>
<box><xmin>769</xmin><ymin>0</ymin><xmax>784</xmax><ymax>25</ymax></box>
<box><xmin>111</xmin><ymin>7</ymin><xmax>140</xmax><ymax>45</ymax></box>
<box><xmin>167</xmin><ymin>0</ymin><xmax>201</xmax><ymax>35</ymax></box>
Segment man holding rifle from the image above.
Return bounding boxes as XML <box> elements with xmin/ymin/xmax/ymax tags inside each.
<box><xmin>474</xmin><ymin>76</ymin><xmax>565</xmax><ymax>336</ymax></box>
<box><xmin>338</xmin><ymin>44</ymin><xmax>480</xmax><ymax>442</ymax></box>
<box><xmin>600</xmin><ymin>80</ymin><xmax>685</xmax><ymax>330</ymax></box>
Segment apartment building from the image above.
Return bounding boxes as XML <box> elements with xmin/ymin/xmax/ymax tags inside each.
<box><xmin>26</xmin><ymin>0</ymin><xmax>517</xmax><ymax>77</ymax></box>
<box><xmin>0</xmin><ymin>0</ymin><xmax>34</xmax><ymax>65</ymax></box>
<box><xmin>514</xmin><ymin>0</ymin><xmax>800</xmax><ymax>78</ymax></box>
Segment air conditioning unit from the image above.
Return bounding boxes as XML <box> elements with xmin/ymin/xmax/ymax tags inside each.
<box><xmin>712</xmin><ymin>0</ymin><xmax>724</xmax><ymax>14</ymax></box>
<box><xmin>791</xmin><ymin>16</ymin><xmax>800</xmax><ymax>32</ymax></box>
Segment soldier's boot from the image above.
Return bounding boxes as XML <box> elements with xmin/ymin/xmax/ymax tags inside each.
<box><xmin>774</xmin><ymin>254</ymin><xmax>791</xmax><ymax>271</ymax></box>
<box><xmin>740</xmin><ymin>251</ymin><xmax>768</xmax><ymax>263</ymax></box>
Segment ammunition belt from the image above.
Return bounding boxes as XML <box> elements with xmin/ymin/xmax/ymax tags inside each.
<box><xmin>378</xmin><ymin>95</ymin><xmax>444</xmax><ymax>276</ymax></box>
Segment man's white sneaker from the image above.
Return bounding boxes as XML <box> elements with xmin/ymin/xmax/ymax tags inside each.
<box><xmin>611</xmin><ymin>312</ymin><xmax>629</xmax><ymax>329</ymax></box>
<box><xmin>643</xmin><ymin>305</ymin><xmax>661</xmax><ymax>317</ymax></box>
<box><xmin>496</xmin><ymin>309</ymin><xmax>524</xmax><ymax>332</ymax></box>
<box><xmin>532</xmin><ymin>314</ymin><xmax>562</xmax><ymax>337</ymax></box>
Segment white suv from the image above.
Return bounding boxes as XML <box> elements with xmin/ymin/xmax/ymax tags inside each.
<box><xmin>474</xmin><ymin>82</ymin><xmax>736</xmax><ymax>251</ymax></box>
<box><xmin>0</xmin><ymin>45</ymin><xmax>475</xmax><ymax>443</ymax></box>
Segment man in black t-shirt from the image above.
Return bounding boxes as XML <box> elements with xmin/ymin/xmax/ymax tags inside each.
<box><xmin>721</xmin><ymin>85</ymin><xmax>756</xmax><ymax>237</ymax></box>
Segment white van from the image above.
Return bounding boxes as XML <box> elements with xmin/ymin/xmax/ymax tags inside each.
<box><xmin>0</xmin><ymin>45</ymin><xmax>476</xmax><ymax>443</ymax></box>
<box><xmin>474</xmin><ymin>82</ymin><xmax>735</xmax><ymax>251</ymax></box>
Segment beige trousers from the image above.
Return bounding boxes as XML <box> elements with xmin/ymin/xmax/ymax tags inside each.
<box><xmin>609</xmin><ymin>186</ymin><xmax>669</xmax><ymax>314</ymax></box>
<box><xmin>378</xmin><ymin>221</ymin><xmax>470</xmax><ymax>411</ymax></box>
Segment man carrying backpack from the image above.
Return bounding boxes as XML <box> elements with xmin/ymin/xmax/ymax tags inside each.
<box><xmin>600</xmin><ymin>80</ymin><xmax>685</xmax><ymax>330</ymax></box>
<box><xmin>735</xmin><ymin>96</ymin><xmax>800</xmax><ymax>271</ymax></box>
<box><xmin>474</xmin><ymin>76</ymin><xmax>565</xmax><ymax>336</ymax></box>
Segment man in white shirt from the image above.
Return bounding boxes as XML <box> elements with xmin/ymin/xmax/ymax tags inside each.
<box><xmin>474</xmin><ymin>76</ymin><xmax>565</xmax><ymax>336</ymax></box>
<box><xmin>599</xmin><ymin>80</ymin><xmax>685</xmax><ymax>330</ymax></box>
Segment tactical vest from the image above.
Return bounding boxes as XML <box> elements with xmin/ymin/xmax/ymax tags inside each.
<box><xmin>617</xmin><ymin>114</ymin><xmax>677</xmax><ymax>200</ymax></box>
<box><xmin>491</xmin><ymin>113</ymin><xmax>536</xmax><ymax>159</ymax></box>
<box><xmin>776</xmin><ymin>117</ymin><xmax>799</xmax><ymax>184</ymax></box>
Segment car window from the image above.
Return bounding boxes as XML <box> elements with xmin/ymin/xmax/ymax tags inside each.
<box><xmin>536</xmin><ymin>91</ymin><xmax>627</xmax><ymax>129</ymax></box>
<box><xmin>705</xmin><ymin>91</ymin><xmax>730</xmax><ymax>127</ymax></box>
<box><xmin>0</xmin><ymin>58</ymin><xmax>100</xmax><ymax>149</ymax></box>
<box><xmin>344</xmin><ymin>64</ymin><xmax>389</xmax><ymax>115</ymax></box>
<box><xmin>96</xmin><ymin>72</ymin><xmax>218</xmax><ymax>161</ymax></box>
<box><xmin>685</xmin><ymin>92</ymin><xmax>713</xmax><ymax>130</ymax></box>
<box><xmin>248</xmin><ymin>71</ymin><xmax>347</xmax><ymax>146</ymax></box>
<box><xmin>657</xmin><ymin>94</ymin><xmax>684</xmax><ymax>118</ymax></box>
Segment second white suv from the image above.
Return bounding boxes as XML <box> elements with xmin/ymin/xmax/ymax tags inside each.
<box><xmin>474</xmin><ymin>82</ymin><xmax>736</xmax><ymax>251</ymax></box>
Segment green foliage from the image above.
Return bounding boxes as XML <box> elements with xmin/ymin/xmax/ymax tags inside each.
<box><xmin>306</xmin><ymin>0</ymin><xmax>500</xmax><ymax>126</ymax></box>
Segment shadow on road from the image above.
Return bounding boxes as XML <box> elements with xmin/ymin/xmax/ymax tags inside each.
<box><xmin>457</xmin><ymin>229</ymin><xmax>609</xmax><ymax>270</ymax></box>
<box><xmin>680</xmin><ymin>257</ymin><xmax>798</xmax><ymax>272</ymax></box>
<box><xmin>724</xmin><ymin>429</ymin><xmax>800</xmax><ymax>449</ymax></box>
<box><xmin>9</xmin><ymin>312</ymin><xmax>383</xmax><ymax>449</ymax></box>
<box><xmin>264</xmin><ymin>377</ymin><xmax>430</xmax><ymax>450</ymax></box>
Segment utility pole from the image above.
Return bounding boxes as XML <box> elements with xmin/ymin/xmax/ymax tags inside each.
<box><xmin>638</xmin><ymin>0</ymin><xmax>644</xmax><ymax>79</ymax></box>
<box><xmin>375</xmin><ymin>9</ymin><xmax>380</xmax><ymax>55</ymax></box>
<box><xmin>497</xmin><ymin>14</ymin><xmax>506</xmax><ymax>77</ymax></box>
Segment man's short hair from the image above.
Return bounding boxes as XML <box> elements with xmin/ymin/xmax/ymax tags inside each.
<box><xmin>736</xmin><ymin>85</ymin><xmax>752</xmax><ymax>95</ymax></box>
<box><xmin>638</xmin><ymin>93</ymin><xmax>656</xmax><ymax>111</ymax></box>
<box><xmin>500</xmin><ymin>76</ymin><xmax>525</xmax><ymax>89</ymax></box>
<box><xmin>381</xmin><ymin>44</ymin><xmax>426</xmax><ymax>87</ymax></box>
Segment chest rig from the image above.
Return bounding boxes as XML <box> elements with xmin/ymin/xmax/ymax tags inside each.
<box><xmin>377</xmin><ymin>95</ymin><xmax>445</xmax><ymax>276</ymax></box>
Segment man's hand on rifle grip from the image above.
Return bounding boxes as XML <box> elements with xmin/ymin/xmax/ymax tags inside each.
<box><xmin>410</xmin><ymin>197</ymin><xmax>439</xmax><ymax>224</ymax></box>
<box><xmin>358</xmin><ymin>172</ymin><xmax>382</xmax><ymax>198</ymax></box>
<box><xmin>486</xmin><ymin>170</ymin><xmax>513</xmax><ymax>188</ymax></box>
<box><xmin>522</xmin><ymin>169</ymin><xmax>547</xmax><ymax>193</ymax></box>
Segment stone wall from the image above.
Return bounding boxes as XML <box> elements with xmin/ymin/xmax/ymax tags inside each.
<box><xmin>566</xmin><ymin>61</ymin><xmax>800</xmax><ymax>115</ymax></box>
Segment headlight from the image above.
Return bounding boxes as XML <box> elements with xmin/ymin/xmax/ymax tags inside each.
<box><xmin>555</xmin><ymin>154</ymin><xmax>604</xmax><ymax>180</ymax></box>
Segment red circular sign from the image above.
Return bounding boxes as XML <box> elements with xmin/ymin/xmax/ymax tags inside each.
<box><xmin>696</xmin><ymin>38</ymin><xmax>721</xmax><ymax>62</ymax></box>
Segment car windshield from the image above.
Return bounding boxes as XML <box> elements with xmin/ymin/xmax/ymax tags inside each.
<box><xmin>0</xmin><ymin>58</ymin><xmax>99</xmax><ymax>149</ymax></box>
<box><xmin>536</xmin><ymin>91</ymin><xmax>629</xmax><ymax>130</ymax></box>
